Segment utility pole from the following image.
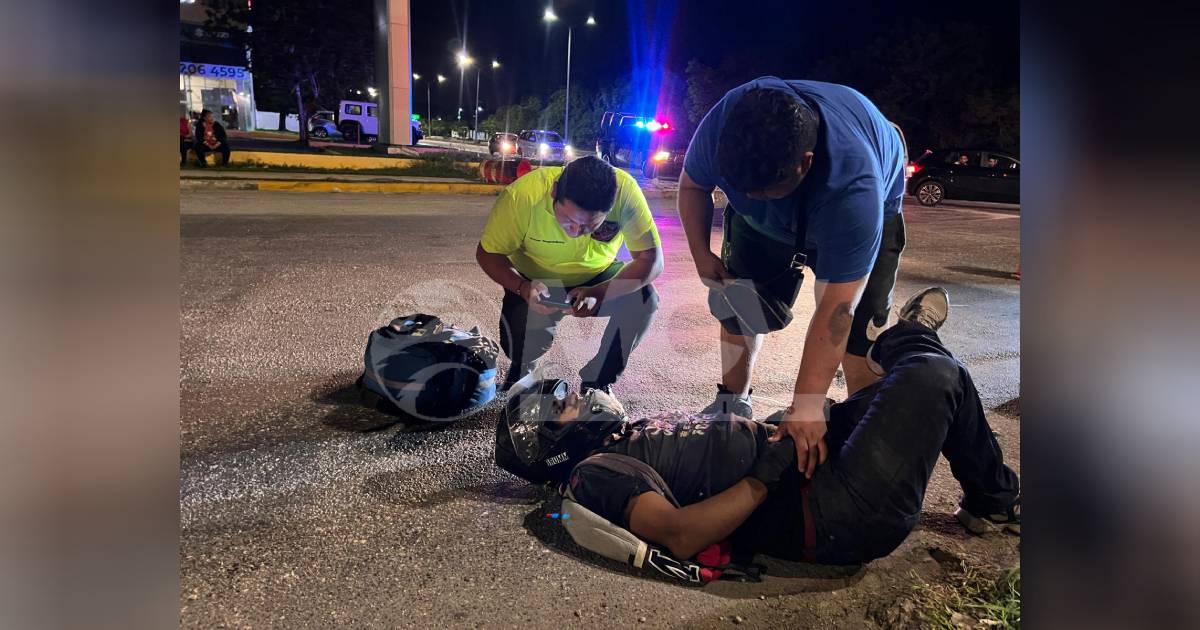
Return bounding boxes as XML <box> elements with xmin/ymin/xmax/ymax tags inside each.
<box><xmin>565</xmin><ymin>27</ymin><xmax>572</xmax><ymax>143</ymax></box>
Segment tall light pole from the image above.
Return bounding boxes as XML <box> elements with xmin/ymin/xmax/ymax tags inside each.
<box><xmin>435</xmin><ymin>74</ymin><xmax>446</xmax><ymax>133</ymax></box>
<box><xmin>472</xmin><ymin>59</ymin><xmax>500</xmax><ymax>142</ymax></box>
<box><xmin>456</xmin><ymin>50</ymin><xmax>473</xmax><ymax>121</ymax></box>
<box><xmin>543</xmin><ymin>8</ymin><xmax>596</xmax><ymax>145</ymax></box>
<box><xmin>412</xmin><ymin>73</ymin><xmax>426</xmax><ymax>128</ymax></box>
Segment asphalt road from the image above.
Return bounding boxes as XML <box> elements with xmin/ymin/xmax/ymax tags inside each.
<box><xmin>180</xmin><ymin>191</ymin><xmax>1020</xmax><ymax>628</ymax></box>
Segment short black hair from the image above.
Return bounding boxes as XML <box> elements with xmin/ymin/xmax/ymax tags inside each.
<box><xmin>554</xmin><ymin>156</ymin><xmax>618</xmax><ymax>212</ymax></box>
<box><xmin>715</xmin><ymin>88</ymin><xmax>820</xmax><ymax>192</ymax></box>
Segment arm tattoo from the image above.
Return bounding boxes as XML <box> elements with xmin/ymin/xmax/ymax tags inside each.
<box><xmin>827</xmin><ymin>301</ymin><xmax>855</xmax><ymax>341</ymax></box>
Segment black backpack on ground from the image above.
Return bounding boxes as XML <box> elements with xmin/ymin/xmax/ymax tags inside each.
<box><xmin>358</xmin><ymin>314</ymin><xmax>499</xmax><ymax>422</ymax></box>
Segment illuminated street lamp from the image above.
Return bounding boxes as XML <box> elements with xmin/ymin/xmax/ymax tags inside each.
<box><xmin>472</xmin><ymin>59</ymin><xmax>500</xmax><ymax>138</ymax></box>
<box><xmin>544</xmin><ymin>8</ymin><xmax>596</xmax><ymax>144</ymax></box>
<box><xmin>456</xmin><ymin>50</ymin><xmax>474</xmax><ymax>120</ymax></box>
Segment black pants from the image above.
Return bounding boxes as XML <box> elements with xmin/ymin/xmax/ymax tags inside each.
<box><xmin>499</xmin><ymin>262</ymin><xmax>659</xmax><ymax>390</ymax></box>
<box><xmin>180</xmin><ymin>138</ymin><xmax>191</xmax><ymax>165</ymax></box>
<box><xmin>194</xmin><ymin>142</ymin><xmax>231</xmax><ymax>167</ymax></box>
<box><xmin>765</xmin><ymin>320</ymin><xmax>1019</xmax><ymax>564</ymax></box>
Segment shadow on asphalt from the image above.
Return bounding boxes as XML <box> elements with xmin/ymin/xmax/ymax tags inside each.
<box><xmin>362</xmin><ymin>473</ymin><xmax>547</xmax><ymax>508</ymax></box>
<box><xmin>944</xmin><ymin>265</ymin><xmax>1022</xmax><ymax>280</ymax></box>
<box><xmin>310</xmin><ymin>371</ymin><xmax>505</xmax><ymax>434</ymax></box>
<box><xmin>522</xmin><ymin>497</ymin><xmax>865</xmax><ymax>598</ymax></box>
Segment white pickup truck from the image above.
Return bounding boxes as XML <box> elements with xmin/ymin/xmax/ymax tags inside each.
<box><xmin>334</xmin><ymin>100</ymin><xmax>422</xmax><ymax>145</ymax></box>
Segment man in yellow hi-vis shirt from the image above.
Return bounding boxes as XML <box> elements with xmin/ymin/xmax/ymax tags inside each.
<box><xmin>476</xmin><ymin>156</ymin><xmax>664</xmax><ymax>392</ymax></box>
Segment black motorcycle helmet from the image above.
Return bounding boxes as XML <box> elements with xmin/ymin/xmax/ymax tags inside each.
<box><xmin>494</xmin><ymin>379</ymin><xmax>627</xmax><ymax>485</ymax></box>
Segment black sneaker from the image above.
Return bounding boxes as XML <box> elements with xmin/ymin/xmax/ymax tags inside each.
<box><xmin>700</xmin><ymin>384</ymin><xmax>753</xmax><ymax>419</ymax></box>
<box><xmin>898</xmin><ymin>287</ymin><xmax>950</xmax><ymax>331</ymax></box>
<box><xmin>955</xmin><ymin>496</ymin><xmax>1020</xmax><ymax>535</ymax></box>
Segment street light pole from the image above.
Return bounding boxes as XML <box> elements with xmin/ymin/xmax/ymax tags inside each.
<box><xmin>565</xmin><ymin>26</ymin><xmax>572</xmax><ymax>144</ymax></box>
<box><xmin>473</xmin><ymin>68</ymin><xmax>481</xmax><ymax>141</ymax></box>
<box><xmin>543</xmin><ymin>9</ymin><xmax>593</xmax><ymax>145</ymax></box>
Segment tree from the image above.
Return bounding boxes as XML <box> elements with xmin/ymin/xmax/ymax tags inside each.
<box><xmin>206</xmin><ymin>0</ymin><xmax>374</xmax><ymax>144</ymax></box>
<box><xmin>809</xmin><ymin>20</ymin><xmax>1018</xmax><ymax>154</ymax></box>
<box><xmin>684</xmin><ymin>56</ymin><xmax>760</xmax><ymax>125</ymax></box>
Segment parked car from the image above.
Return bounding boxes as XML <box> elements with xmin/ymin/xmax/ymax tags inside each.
<box><xmin>489</xmin><ymin>132</ymin><xmax>519</xmax><ymax>157</ymax></box>
<box><xmin>308</xmin><ymin>110</ymin><xmax>339</xmax><ymax>138</ymax></box>
<box><xmin>334</xmin><ymin>100</ymin><xmax>422</xmax><ymax>146</ymax></box>
<box><xmin>906</xmin><ymin>149</ymin><xmax>1020</xmax><ymax>206</ymax></box>
<box><xmin>516</xmin><ymin>129</ymin><xmax>569</xmax><ymax>164</ymax></box>
<box><xmin>595</xmin><ymin>111</ymin><xmax>675</xmax><ymax>177</ymax></box>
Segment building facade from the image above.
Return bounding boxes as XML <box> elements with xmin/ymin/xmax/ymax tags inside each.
<box><xmin>180</xmin><ymin>1</ymin><xmax>255</xmax><ymax>130</ymax></box>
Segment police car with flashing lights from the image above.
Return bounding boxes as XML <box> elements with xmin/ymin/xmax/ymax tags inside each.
<box><xmin>594</xmin><ymin>112</ymin><xmax>678</xmax><ymax>179</ymax></box>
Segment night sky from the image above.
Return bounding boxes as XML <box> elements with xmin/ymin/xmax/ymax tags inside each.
<box><xmin>409</xmin><ymin>0</ymin><xmax>1017</xmax><ymax>120</ymax></box>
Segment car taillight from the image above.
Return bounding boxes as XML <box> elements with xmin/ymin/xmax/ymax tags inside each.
<box><xmin>906</xmin><ymin>164</ymin><xmax>921</xmax><ymax>178</ymax></box>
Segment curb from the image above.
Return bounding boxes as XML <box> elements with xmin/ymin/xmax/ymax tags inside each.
<box><xmin>181</xmin><ymin>177</ymin><xmax>682</xmax><ymax>198</ymax></box>
<box><xmin>181</xmin><ymin>178</ymin><xmax>503</xmax><ymax>195</ymax></box>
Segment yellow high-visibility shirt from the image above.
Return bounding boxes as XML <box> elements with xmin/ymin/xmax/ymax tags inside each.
<box><xmin>479</xmin><ymin>166</ymin><xmax>661</xmax><ymax>287</ymax></box>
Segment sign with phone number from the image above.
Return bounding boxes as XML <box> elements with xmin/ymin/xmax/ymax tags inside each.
<box><xmin>179</xmin><ymin>62</ymin><xmax>247</xmax><ymax>79</ymax></box>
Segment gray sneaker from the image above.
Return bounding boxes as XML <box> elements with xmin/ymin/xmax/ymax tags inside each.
<box><xmin>955</xmin><ymin>496</ymin><xmax>1020</xmax><ymax>535</ymax></box>
<box><xmin>580</xmin><ymin>382</ymin><xmax>613</xmax><ymax>397</ymax></box>
<box><xmin>898</xmin><ymin>287</ymin><xmax>950</xmax><ymax>331</ymax></box>
<box><xmin>700</xmin><ymin>384</ymin><xmax>753</xmax><ymax>419</ymax></box>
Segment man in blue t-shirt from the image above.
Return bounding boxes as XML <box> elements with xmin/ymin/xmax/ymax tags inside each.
<box><xmin>678</xmin><ymin>77</ymin><xmax>906</xmax><ymax>478</ymax></box>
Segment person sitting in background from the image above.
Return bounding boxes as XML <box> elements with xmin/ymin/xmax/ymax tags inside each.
<box><xmin>956</xmin><ymin>154</ymin><xmax>971</xmax><ymax>166</ymax></box>
<box><xmin>179</xmin><ymin>115</ymin><xmax>193</xmax><ymax>167</ymax></box>
<box><xmin>193</xmin><ymin>109</ymin><xmax>230</xmax><ymax>167</ymax></box>
<box><xmin>496</xmin><ymin>287</ymin><xmax>1020</xmax><ymax>568</ymax></box>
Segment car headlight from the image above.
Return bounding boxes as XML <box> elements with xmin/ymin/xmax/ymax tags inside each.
<box><xmin>565</xmin><ymin>145</ymin><xmax>574</xmax><ymax>157</ymax></box>
<box><xmin>539</xmin><ymin>143</ymin><xmax>550</xmax><ymax>155</ymax></box>
<box><xmin>653</xmin><ymin>150</ymin><xmax>670</xmax><ymax>162</ymax></box>
<box><xmin>500</xmin><ymin>141</ymin><xmax>511</xmax><ymax>151</ymax></box>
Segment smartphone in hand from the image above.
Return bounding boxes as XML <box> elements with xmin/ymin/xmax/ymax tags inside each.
<box><xmin>538</xmin><ymin>297</ymin><xmax>575</xmax><ymax>310</ymax></box>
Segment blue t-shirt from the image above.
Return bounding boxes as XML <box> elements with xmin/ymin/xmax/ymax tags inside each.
<box><xmin>684</xmin><ymin>77</ymin><xmax>905</xmax><ymax>283</ymax></box>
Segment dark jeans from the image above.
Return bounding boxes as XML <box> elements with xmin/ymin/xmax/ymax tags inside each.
<box><xmin>499</xmin><ymin>262</ymin><xmax>659</xmax><ymax>390</ymax></box>
<box><xmin>775</xmin><ymin>320</ymin><xmax>1020</xmax><ymax>565</ymax></box>
<box><xmin>180</xmin><ymin>138</ymin><xmax>192</xmax><ymax>165</ymax></box>
<box><xmin>194</xmin><ymin>142</ymin><xmax>230</xmax><ymax>167</ymax></box>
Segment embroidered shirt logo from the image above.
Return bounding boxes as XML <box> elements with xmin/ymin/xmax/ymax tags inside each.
<box><xmin>590</xmin><ymin>221</ymin><xmax>620</xmax><ymax>243</ymax></box>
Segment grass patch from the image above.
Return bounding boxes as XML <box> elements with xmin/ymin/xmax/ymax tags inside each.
<box><xmin>205</xmin><ymin>154</ymin><xmax>479</xmax><ymax>180</ymax></box>
<box><xmin>912</xmin><ymin>565</ymin><xmax>1021</xmax><ymax>629</ymax></box>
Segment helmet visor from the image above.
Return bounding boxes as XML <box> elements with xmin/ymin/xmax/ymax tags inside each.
<box><xmin>507</xmin><ymin>379</ymin><xmax>569</xmax><ymax>465</ymax></box>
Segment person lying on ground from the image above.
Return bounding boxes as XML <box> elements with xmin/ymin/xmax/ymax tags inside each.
<box><xmin>495</xmin><ymin>287</ymin><xmax>1020</xmax><ymax>567</ymax></box>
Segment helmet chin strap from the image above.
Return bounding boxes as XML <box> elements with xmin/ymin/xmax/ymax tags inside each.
<box><xmin>581</xmin><ymin>388</ymin><xmax>627</xmax><ymax>424</ymax></box>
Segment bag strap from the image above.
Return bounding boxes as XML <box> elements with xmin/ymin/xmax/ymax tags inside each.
<box><xmin>577</xmin><ymin>452</ymin><xmax>681</xmax><ymax>508</ymax></box>
<box><xmin>790</xmin><ymin>206</ymin><xmax>808</xmax><ymax>273</ymax></box>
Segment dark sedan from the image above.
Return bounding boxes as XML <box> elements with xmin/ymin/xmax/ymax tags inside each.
<box><xmin>906</xmin><ymin>149</ymin><xmax>1020</xmax><ymax>206</ymax></box>
<box><xmin>488</xmin><ymin>132</ymin><xmax>519</xmax><ymax>157</ymax></box>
